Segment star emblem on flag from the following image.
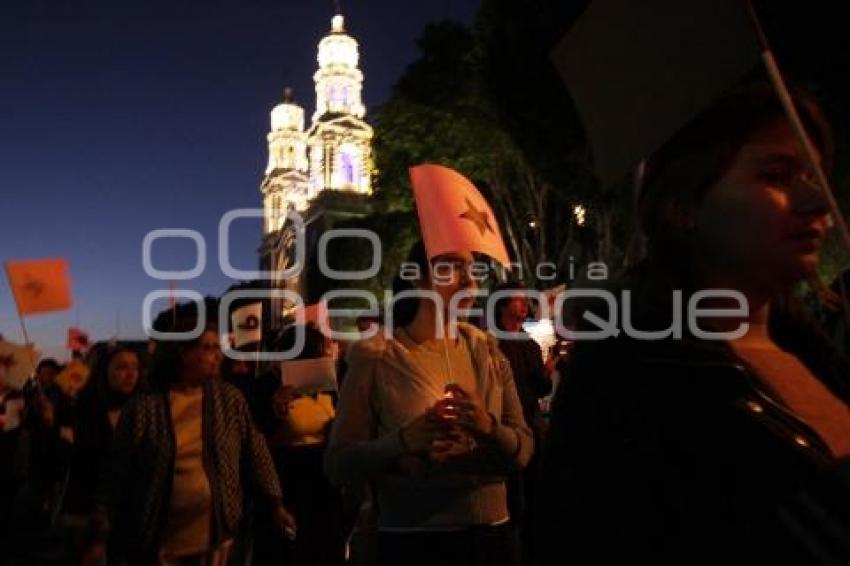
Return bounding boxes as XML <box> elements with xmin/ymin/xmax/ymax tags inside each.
<box><xmin>22</xmin><ymin>276</ymin><xmax>45</xmax><ymax>298</ymax></box>
<box><xmin>459</xmin><ymin>198</ymin><xmax>494</xmax><ymax>236</ymax></box>
<box><xmin>0</xmin><ymin>354</ymin><xmax>15</xmax><ymax>371</ymax></box>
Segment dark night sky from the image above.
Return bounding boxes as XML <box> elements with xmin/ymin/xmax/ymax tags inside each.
<box><xmin>0</xmin><ymin>0</ymin><xmax>480</xmax><ymax>356</ymax></box>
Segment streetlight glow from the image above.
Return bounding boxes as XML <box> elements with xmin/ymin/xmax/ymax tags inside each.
<box><xmin>573</xmin><ymin>204</ymin><xmax>587</xmax><ymax>226</ymax></box>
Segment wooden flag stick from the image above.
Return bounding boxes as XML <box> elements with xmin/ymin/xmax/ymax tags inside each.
<box><xmin>442</xmin><ymin>333</ymin><xmax>454</xmax><ymax>388</ymax></box>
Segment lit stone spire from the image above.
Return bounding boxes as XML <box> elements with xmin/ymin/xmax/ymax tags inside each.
<box><xmin>262</xmin><ymin>88</ymin><xmax>311</xmax><ymax>229</ymax></box>
<box><xmin>266</xmin><ymin>87</ymin><xmax>308</xmax><ymax>175</ymax></box>
<box><xmin>312</xmin><ymin>10</ymin><xmax>365</xmax><ymax>121</ymax></box>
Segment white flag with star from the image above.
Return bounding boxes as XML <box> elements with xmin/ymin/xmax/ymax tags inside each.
<box><xmin>409</xmin><ymin>164</ymin><xmax>510</xmax><ymax>265</ymax></box>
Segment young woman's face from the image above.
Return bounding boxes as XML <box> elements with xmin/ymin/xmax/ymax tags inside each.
<box><xmin>180</xmin><ymin>329</ymin><xmax>222</xmax><ymax>385</ymax></box>
<box><xmin>691</xmin><ymin>119</ymin><xmax>829</xmax><ymax>290</ymax></box>
<box><xmin>425</xmin><ymin>251</ymin><xmax>478</xmax><ymax>314</ymax></box>
<box><xmin>507</xmin><ymin>294</ymin><xmax>529</xmax><ymax>321</ymax></box>
<box><xmin>107</xmin><ymin>351</ymin><xmax>140</xmax><ymax>396</ymax></box>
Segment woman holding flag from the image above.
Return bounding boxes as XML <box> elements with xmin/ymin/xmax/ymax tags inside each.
<box><xmin>325</xmin><ymin>165</ymin><xmax>533</xmax><ymax>566</ymax></box>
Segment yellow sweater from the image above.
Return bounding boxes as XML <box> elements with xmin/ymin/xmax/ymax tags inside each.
<box><xmin>161</xmin><ymin>387</ymin><xmax>211</xmax><ymax>559</ymax></box>
<box><xmin>271</xmin><ymin>392</ymin><xmax>335</xmax><ymax>447</ymax></box>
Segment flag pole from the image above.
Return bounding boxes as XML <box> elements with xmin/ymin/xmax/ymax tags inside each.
<box><xmin>3</xmin><ymin>262</ymin><xmax>36</xmax><ymax>376</ymax></box>
<box><xmin>440</xmin><ymin>301</ymin><xmax>454</xmax><ymax>388</ymax></box>
<box><xmin>744</xmin><ymin>1</ymin><xmax>850</xmax><ymax>251</ymax></box>
<box><xmin>442</xmin><ymin>334</ymin><xmax>454</xmax><ymax>387</ymax></box>
<box><xmin>16</xmin><ymin>315</ymin><xmax>32</xmax><ymax>352</ymax></box>
<box><xmin>169</xmin><ymin>281</ymin><xmax>177</xmax><ymax>326</ymax></box>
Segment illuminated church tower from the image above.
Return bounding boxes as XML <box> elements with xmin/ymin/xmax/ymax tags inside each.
<box><xmin>261</xmin><ymin>11</ymin><xmax>372</xmax><ymax>235</ymax></box>
<box><xmin>261</xmin><ymin>88</ymin><xmax>310</xmax><ymax>232</ymax></box>
<box><xmin>307</xmin><ymin>13</ymin><xmax>374</xmax><ymax>196</ymax></box>
<box><xmin>259</xmin><ymin>10</ymin><xmax>375</xmax><ymax>322</ymax></box>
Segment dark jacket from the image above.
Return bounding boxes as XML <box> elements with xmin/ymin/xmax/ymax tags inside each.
<box><xmin>538</xmin><ymin>298</ymin><xmax>850</xmax><ymax>564</ymax></box>
<box><xmin>64</xmin><ymin>388</ymin><xmax>118</xmax><ymax>515</ymax></box>
<box><xmin>498</xmin><ymin>333</ymin><xmax>551</xmax><ymax>430</ymax></box>
<box><xmin>92</xmin><ymin>378</ymin><xmax>282</xmax><ymax>563</ymax></box>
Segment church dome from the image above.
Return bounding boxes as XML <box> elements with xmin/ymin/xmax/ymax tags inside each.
<box><xmin>270</xmin><ymin>88</ymin><xmax>305</xmax><ymax>132</ymax></box>
<box><xmin>317</xmin><ymin>15</ymin><xmax>359</xmax><ymax>69</ymax></box>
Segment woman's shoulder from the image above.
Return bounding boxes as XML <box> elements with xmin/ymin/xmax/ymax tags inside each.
<box><xmin>109</xmin><ymin>391</ymin><xmax>167</xmax><ymax>439</ymax></box>
<box><xmin>206</xmin><ymin>379</ymin><xmax>254</xmax><ymax>417</ymax></box>
<box><xmin>456</xmin><ymin>322</ymin><xmax>513</xmax><ymax>377</ymax></box>
<box><xmin>127</xmin><ymin>388</ymin><xmax>162</xmax><ymax>405</ymax></box>
<box><xmin>457</xmin><ymin>321</ymin><xmax>495</xmax><ymax>349</ymax></box>
<box><xmin>345</xmin><ymin>329</ymin><xmax>392</xmax><ymax>364</ymax></box>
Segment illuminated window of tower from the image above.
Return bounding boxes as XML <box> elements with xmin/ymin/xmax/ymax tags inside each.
<box><xmin>327</xmin><ymin>86</ymin><xmax>336</xmax><ymax>110</ymax></box>
<box><xmin>340</xmin><ymin>149</ymin><xmax>357</xmax><ymax>186</ymax></box>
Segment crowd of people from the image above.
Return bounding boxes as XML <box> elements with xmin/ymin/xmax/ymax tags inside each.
<box><xmin>2</xmin><ymin>78</ymin><xmax>850</xmax><ymax>565</ymax></box>
<box><xmin>0</xmin><ymin>268</ymin><xmax>564</xmax><ymax>566</ymax></box>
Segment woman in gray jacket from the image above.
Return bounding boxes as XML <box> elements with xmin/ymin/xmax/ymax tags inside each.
<box><xmin>325</xmin><ymin>241</ymin><xmax>533</xmax><ymax>566</ymax></box>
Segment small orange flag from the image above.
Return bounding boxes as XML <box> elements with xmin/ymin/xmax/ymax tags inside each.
<box><xmin>67</xmin><ymin>327</ymin><xmax>90</xmax><ymax>352</ymax></box>
<box><xmin>409</xmin><ymin>164</ymin><xmax>510</xmax><ymax>266</ymax></box>
<box><xmin>5</xmin><ymin>258</ymin><xmax>73</xmax><ymax>316</ymax></box>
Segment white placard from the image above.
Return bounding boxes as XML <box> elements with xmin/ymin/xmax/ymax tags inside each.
<box><xmin>279</xmin><ymin>357</ymin><xmax>337</xmax><ymax>392</ymax></box>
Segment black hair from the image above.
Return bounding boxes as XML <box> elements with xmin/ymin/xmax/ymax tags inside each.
<box><xmin>150</xmin><ymin>305</ymin><xmax>218</xmax><ymax>389</ymax></box>
<box><xmin>36</xmin><ymin>358</ymin><xmax>61</xmax><ymax>373</ymax></box>
<box><xmin>390</xmin><ymin>240</ymin><xmax>430</xmax><ymax>328</ymax></box>
<box><xmin>271</xmin><ymin>323</ymin><xmax>328</xmax><ymax>360</ymax></box>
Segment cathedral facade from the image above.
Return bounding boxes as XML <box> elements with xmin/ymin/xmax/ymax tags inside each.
<box><xmin>260</xmin><ymin>13</ymin><xmax>373</xmax><ymax>234</ymax></box>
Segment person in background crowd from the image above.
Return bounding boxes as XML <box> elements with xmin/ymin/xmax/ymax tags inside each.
<box><xmin>23</xmin><ymin>357</ymin><xmax>74</xmax><ymax>528</ymax></box>
<box><xmin>220</xmin><ymin>343</ymin><xmax>260</xmax><ymax>402</ymax></box>
<box><xmin>221</xmin><ymin>296</ymin><xmax>264</xmax><ymax>404</ymax></box>
<box><xmin>62</xmin><ymin>345</ymin><xmax>146</xmax><ymax>557</ymax></box>
<box><xmin>251</xmin><ymin>323</ymin><xmax>346</xmax><ymax>566</ymax></box>
<box><xmin>85</xmin><ymin>309</ymin><xmax>295</xmax><ymax>566</ymax></box>
<box><xmin>325</xmin><ymin>241</ymin><xmax>533</xmax><ymax>566</ymax></box>
<box><xmin>218</xmin><ymin>339</ymin><xmax>264</xmax><ymax>566</ymax></box>
<box><xmin>0</xmin><ymin>375</ymin><xmax>26</xmax><ymax>553</ymax></box>
<box><xmin>538</xmin><ymin>81</ymin><xmax>850</xmax><ymax>564</ymax></box>
<box><xmin>492</xmin><ymin>283</ymin><xmax>551</xmax><ymax>566</ymax></box>
<box><xmin>493</xmin><ymin>283</ymin><xmax>553</xmax><ymax>431</ymax></box>
<box><xmin>34</xmin><ymin>359</ymin><xmax>62</xmax><ymax>393</ymax></box>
